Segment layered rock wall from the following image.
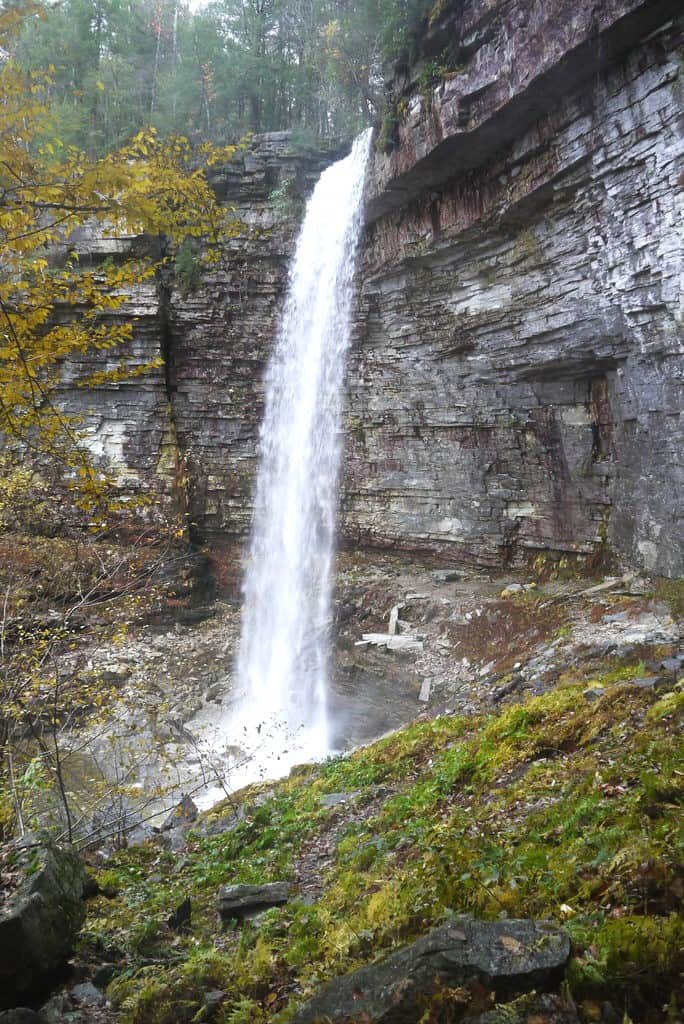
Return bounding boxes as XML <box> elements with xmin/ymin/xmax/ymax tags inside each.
<box><xmin>53</xmin><ymin>136</ymin><xmax>335</xmax><ymax>534</ymax></box>
<box><xmin>52</xmin><ymin>2</ymin><xmax>683</xmax><ymax>577</ymax></box>
<box><xmin>166</xmin><ymin>135</ymin><xmax>339</xmax><ymax>541</ymax></box>
<box><xmin>343</xmin><ymin>0</ymin><xmax>683</xmax><ymax>575</ymax></box>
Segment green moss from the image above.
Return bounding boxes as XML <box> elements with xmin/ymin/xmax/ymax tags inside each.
<box><xmin>376</xmin><ymin>106</ymin><xmax>398</xmax><ymax>153</ymax></box>
<box><xmin>566</xmin><ymin>915</ymin><xmax>684</xmax><ymax>1011</ymax></box>
<box><xmin>81</xmin><ymin>677</ymin><xmax>683</xmax><ymax>1024</ymax></box>
<box><xmin>655</xmin><ymin>577</ymin><xmax>684</xmax><ymax>620</ymax></box>
<box><xmin>417</xmin><ymin>60</ymin><xmax>445</xmax><ymax>98</ymax></box>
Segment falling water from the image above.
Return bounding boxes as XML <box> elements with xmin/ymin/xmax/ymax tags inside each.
<box><xmin>228</xmin><ymin>129</ymin><xmax>373</xmax><ymax>785</ymax></box>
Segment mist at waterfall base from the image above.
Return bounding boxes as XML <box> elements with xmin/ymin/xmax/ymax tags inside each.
<box><xmin>200</xmin><ymin>130</ymin><xmax>372</xmax><ymax>799</ymax></box>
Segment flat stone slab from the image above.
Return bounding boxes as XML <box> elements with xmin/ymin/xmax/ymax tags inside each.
<box><xmin>357</xmin><ymin>633</ymin><xmax>424</xmax><ymax>653</ymax></box>
<box><xmin>292</xmin><ymin>916</ymin><xmax>570</xmax><ymax>1023</ymax></box>
<box><xmin>217</xmin><ymin>882</ymin><xmax>290</xmax><ymax>922</ymax></box>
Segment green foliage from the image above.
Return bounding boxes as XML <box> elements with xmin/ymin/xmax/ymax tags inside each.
<box><xmin>174</xmin><ymin>241</ymin><xmax>203</xmax><ymax>294</ymax></box>
<box><xmin>566</xmin><ymin>915</ymin><xmax>684</xmax><ymax>1012</ymax></box>
<box><xmin>418</xmin><ymin>60</ymin><xmax>444</xmax><ymax>95</ymax></box>
<box><xmin>268</xmin><ymin>177</ymin><xmax>301</xmax><ymax>221</ymax></box>
<box><xmin>655</xmin><ymin>577</ymin><xmax>684</xmax><ymax>620</ymax></box>
<box><xmin>79</xmin><ymin>665</ymin><xmax>683</xmax><ymax>1024</ymax></box>
<box><xmin>15</xmin><ymin>0</ymin><xmax>434</xmax><ymax>151</ymax></box>
<box><xmin>376</xmin><ymin>105</ymin><xmax>398</xmax><ymax>153</ymax></box>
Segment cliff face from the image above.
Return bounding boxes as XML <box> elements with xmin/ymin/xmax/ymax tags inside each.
<box><xmin>344</xmin><ymin>0</ymin><xmax>683</xmax><ymax>575</ymax></box>
<box><xmin>54</xmin><ymin>135</ymin><xmax>335</xmax><ymax>536</ymax></box>
<box><xmin>55</xmin><ymin>1</ymin><xmax>683</xmax><ymax>577</ymax></box>
<box><xmin>165</xmin><ymin>135</ymin><xmax>339</xmax><ymax>542</ymax></box>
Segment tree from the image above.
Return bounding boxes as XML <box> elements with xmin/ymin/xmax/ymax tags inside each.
<box><xmin>1</xmin><ymin>0</ymin><xmax>239</xmax><ymax>517</ymax></box>
<box><xmin>0</xmin><ymin>1</ymin><xmax>242</xmax><ymax>840</ymax></box>
<box><xmin>14</xmin><ymin>0</ymin><xmax>433</xmax><ymax>148</ymax></box>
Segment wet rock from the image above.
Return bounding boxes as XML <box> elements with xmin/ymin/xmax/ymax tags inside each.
<box><xmin>39</xmin><ymin>994</ymin><xmax>73</xmax><ymax>1023</ymax></box>
<box><xmin>203</xmin><ymin>990</ymin><xmax>226</xmax><ymax>1019</ymax></box>
<box><xmin>161</xmin><ymin>794</ymin><xmax>199</xmax><ymax>831</ymax></box>
<box><xmin>0</xmin><ymin>834</ymin><xmax>86</xmax><ymax>1002</ymax></box>
<box><xmin>475</xmin><ymin>993</ymin><xmax>580</xmax><ymax>1024</ymax></box>
<box><xmin>91</xmin><ymin>963</ymin><xmax>118</xmax><ymax>988</ymax></box>
<box><xmin>200</xmin><ymin>806</ymin><xmax>246</xmax><ymax>837</ymax></box>
<box><xmin>217</xmin><ymin>882</ymin><xmax>290</xmax><ymax>923</ymax></box>
<box><xmin>291</xmin><ymin>916</ymin><xmax>570</xmax><ymax>1023</ymax></box>
<box><xmin>492</xmin><ymin>675</ymin><xmax>523</xmax><ymax>703</ymax></box>
<box><xmin>625</xmin><ymin>676</ymin><xmax>666</xmax><ymax>691</ymax></box>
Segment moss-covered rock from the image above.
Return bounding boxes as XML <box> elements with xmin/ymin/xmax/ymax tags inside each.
<box><xmin>291</xmin><ymin>916</ymin><xmax>570</xmax><ymax>1023</ymax></box>
<box><xmin>0</xmin><ymin>833</ymin><xmax>86</xmax><ymax>1003</ymax></box>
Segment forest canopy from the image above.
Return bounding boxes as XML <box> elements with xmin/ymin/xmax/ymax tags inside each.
<box><xmin>13</xmin><ymin>0</ymin><xmax>430</xmax><ymax>154</ymax></box>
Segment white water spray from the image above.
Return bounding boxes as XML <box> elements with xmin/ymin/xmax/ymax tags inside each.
<box><xmin>228</xmin><ymin>129</ymin><xmax>372</xmax><ymax>785</ymax></box>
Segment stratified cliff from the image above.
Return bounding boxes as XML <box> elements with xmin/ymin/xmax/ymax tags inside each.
<box><xmin>53</xmin><ymin>135</ymin><xmax>336</xmax><ymax>535</ymax></box>
<box><xmin>344</xmin><ymin>0</ymin><xmax>683</xmax><ymax>575</ymax></box>
<box><xmin>53</xmin><ymin>0</ymin><xmax>683</xmax><ymax>577</ymax></box>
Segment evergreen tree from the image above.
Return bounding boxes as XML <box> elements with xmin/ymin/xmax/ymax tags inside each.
<box><xmin>15</xmin><ymin>0</ymin><xmax>433</xmax><ymax>149</ymax></box>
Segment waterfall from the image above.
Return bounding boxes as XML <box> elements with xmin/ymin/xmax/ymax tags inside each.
<box><xmin>228</xmin><ymin>129</ymin><xmax>372</xmax><ymax>786</ymax></box>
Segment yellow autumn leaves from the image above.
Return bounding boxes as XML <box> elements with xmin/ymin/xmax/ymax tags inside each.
<box><xmin>0</xmin><ymin>1</ymin><xmax>239</xmax><ymax>517</ymax></box>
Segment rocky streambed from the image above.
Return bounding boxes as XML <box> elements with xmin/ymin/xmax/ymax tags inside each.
<box><xmin>51</xmin><ymin>551</ymin><xmax>682</xmax><ymax>844</ymax></box>
<box><xmin>1</xmin><ymin>548</ymin><xmax>681</xmax><ymax>1024</ymax></box>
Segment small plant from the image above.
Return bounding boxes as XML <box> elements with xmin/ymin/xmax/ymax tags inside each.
<box><xmin>376</xmin><ymin>105</ymin><xmax>398</xmax><ymax>154</ymax></box>
<box><xmin>269</xmin><ymin>177</ymin><xmax>301</xmax><ymax>221</ymax></box>
<box><xmin>174</xmin><ymin>239</ymin><xmax>202</xmax><ymax>294</ymax></box>
<box><xmin>418</xmin><ymin>60</ymin><xmax>444</xmax><ymax>97</ymax></box>
<box><xmin>655</xmin><ymin>577</ymin><xmax>684</xmax><ymax>620</ymax></box>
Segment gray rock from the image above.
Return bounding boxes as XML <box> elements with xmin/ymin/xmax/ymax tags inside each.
<box><xmin>42</xmin><ymin>2</ymin><xmax>684</xmax><ymax>580</ymax></box>
<box><xmin>320</xmin><ymin>792</ymin><xmax>360</xmax><ymax>808</ymax></box>
<box><xmin>161</xmin><ymin>794</ymin><xmax>198</xmax><ymax>831</ymax></box>
<box><xmin>217</xmin><ymin>882</ymin><xmax>290</xmax><ymax>923</ymax></box>
<box><xmin>0</xmin><ymin>1011</ymin><xmax>43</xmax><ymax>1024</ymax></box>
<box><xmin>625</xmin><ymin>676</ymin><xmax>664</xmax><ymax>690</ymax></box>
<box><xmin>203</xmin><ymin>990</ymin><xmax>226</xmax><ymax>1019</ymax></box>
<box><xmin>291</xmin><ymin>916</ymin><xmax>570</xmax><ymax>1024</ymax></box>
<box><xmin>0</xmin><ymin>834</ymin><xmax>86</xmax><ymax>1002</ymax></box>
<box><xmin>475</xmin><ymin>993</ymin><xmax>580</xmax><ymax>1024</ymax></box>
<box><xmin>38</xmin><ymin>995</ymin><xmax>72</xmax><ymax>1024</ymax></box>
<box><xmin>70</xmin><ymin>982</ymin><xmax>105</xmax><ymax>1007</ymax></box>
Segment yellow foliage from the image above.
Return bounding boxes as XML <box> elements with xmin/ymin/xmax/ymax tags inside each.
<box><xmin>0</xmin><ymin>2</ymin><xmax>238</xmax><ymax>514</ymax></box>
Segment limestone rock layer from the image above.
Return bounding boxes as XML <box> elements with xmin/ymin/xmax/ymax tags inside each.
<box><xmin>347</xmin><ymin>3</ymin><xmax>683</xmax><ymax>575</ymax></box>
<box><xmin>55</xmin><ymin>3</ymin><xmax>683</xmax><ymax>577</ymax></box>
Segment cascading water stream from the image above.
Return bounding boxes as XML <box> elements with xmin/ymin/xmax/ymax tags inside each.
<box><xmin>226</xmin><ymin>129</ymin><xmax>373</xmax><ymax>786</ymax></box>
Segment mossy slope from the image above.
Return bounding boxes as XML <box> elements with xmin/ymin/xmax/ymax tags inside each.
<box><xmin>82</xmin><ymin>665</ymin><xmax>683</xmax><ymax>1024</ymax></box>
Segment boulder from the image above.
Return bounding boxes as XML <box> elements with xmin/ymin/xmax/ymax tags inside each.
<box><xmin>0</xmin><ymin>834</ymin><xmax>86</xmax><ymax>1003</ymax></box>
<box><xmin>217</xmin><ymin>882</ymin><xmax>290</xmax><ymax>923</ymax></box>
<box><xmin>70</xmin><ymin>981</ymin><xmax>105</xmax><ymax>1007</ymax></box>
<box><xmin>0</xmin><ymin>1011</ymin><xmax>43</xmax><ymax>1024</ymax></box>
<box><xmin>160</xmin><ymin>794</ymin><xmax>199</xmax><ymax>832</ymax></box>
<box><xmin>474</xmin><ymin>993</ymin><xmax>580</xmax><ymax>1024</ymax></box>
<box><xmin>291</xmin><ymin>916</ymin><xmax>570</xmax><ymax>1023</ymax></box>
